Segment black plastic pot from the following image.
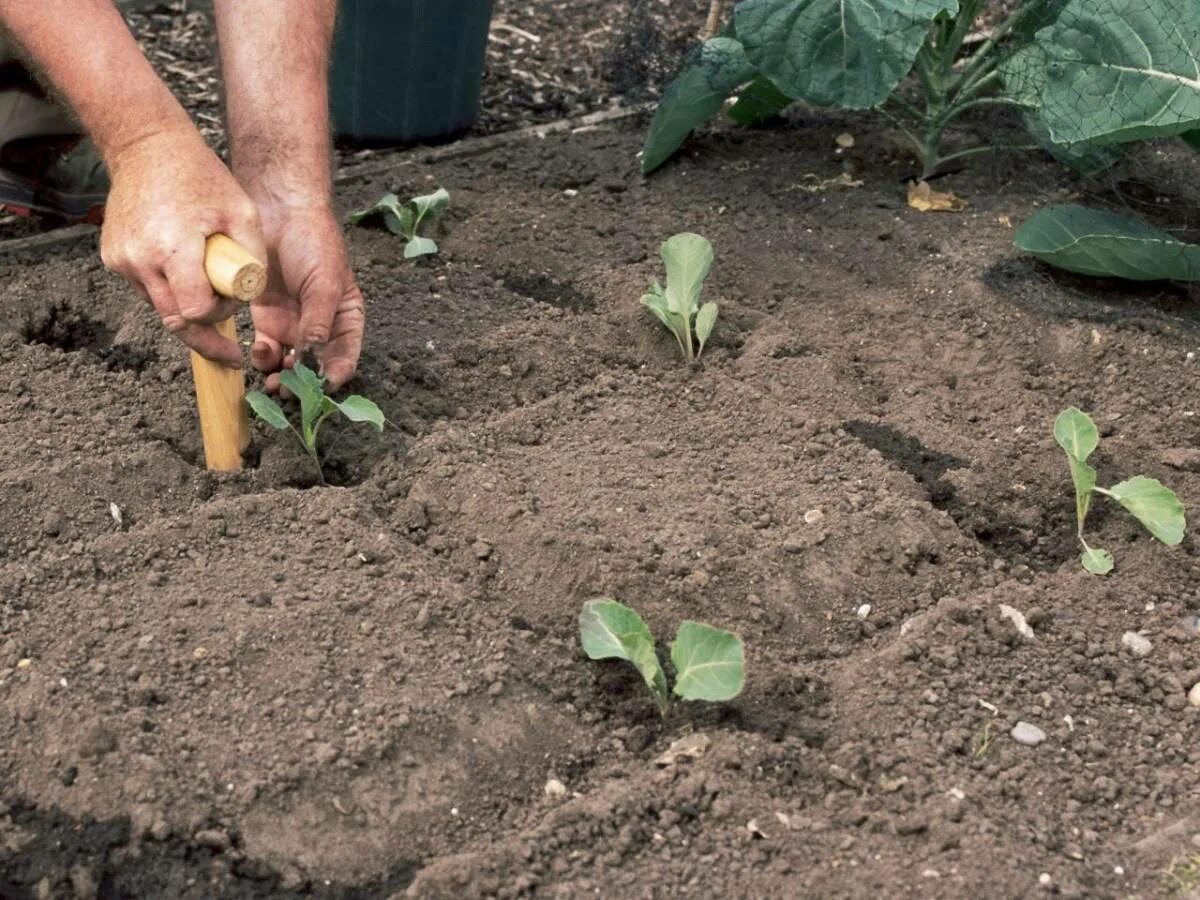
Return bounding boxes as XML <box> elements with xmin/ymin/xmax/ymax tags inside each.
<box><xmin>330</xmin><ymin>0</ymin><xmax>493</xmax><ymax>144</ymax></box>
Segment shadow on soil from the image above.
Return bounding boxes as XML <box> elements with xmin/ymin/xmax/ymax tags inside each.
<box><xmin>985</xmin><ymin>259</ymin><xmax>1200</xmax><ymax>333</ymax></box>
<box><xmin>0</xmin><ymin>798</ymin><xmax>415</xmax><ymax>900</ymax></box>
<box><xmin>843</xmin><ymin>419</ymin><xmax>1070</xmax><ymax>569</ymax></box>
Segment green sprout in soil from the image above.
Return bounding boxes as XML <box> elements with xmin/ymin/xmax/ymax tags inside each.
<box><xmin>348</xmin><ymin>187</ymin><xmax>449</xmax><ymax>258</ymax></box>
<box><xmin>641</xmin><ymin>232</ymin><xmax>718</xmax><ymax>362</ymax></box>
<box><xmin>1054</xmin><ymin>407</ymin><xmax>1185</xmax><ymax>575</ymax></box>
<box><xmin>579</xmin><ymin>599</ymin><xmax>744</xmax><ymax>716</ymax></box>
<box><xmin>246</xmin><ymin>363</ymin><xmax>384</xmax><ymax>486</ymax></box>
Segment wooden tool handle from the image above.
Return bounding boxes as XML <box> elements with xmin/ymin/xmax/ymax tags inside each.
<box><xmin>191</xmin><ymin>234</ymin><xmax>267</xmax><ymax>472</ymax></box>
<box><xmin>204</xmin><ymin>233</ymin><xmax>267</xmax><ymax>302</ymax></box>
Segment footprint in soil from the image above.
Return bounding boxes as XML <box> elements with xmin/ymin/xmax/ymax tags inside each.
<box><xmin>0</xmin><ymin>798</ymin><xmax>415</xmax><ymax>900</ymax></box>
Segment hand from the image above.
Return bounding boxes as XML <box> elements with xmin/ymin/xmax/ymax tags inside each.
<box><xmin>248</xmin><ymin>202</ymin><xmax>365</xmax><ymax>392</ymax></box>
<box><xmin>100</xmin><ymin>129</ymin><xmax>267</xmax><ymax>365</ymax></box>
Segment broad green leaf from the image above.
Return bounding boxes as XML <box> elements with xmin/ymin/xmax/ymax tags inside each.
<box><xmin>579</xmin><ymin>600</ymin><xmax>669</xmax><ymax>712</ymax></box>
<box><xmin>642</xmin><ymin>286</ymin><xmax>689</xmax><ymax>357</ymax></box>
<box><xmin>999</xmin><ymin>44</ymin><xmax>1047</xmax><ymax>110</ymax></box>
<box><xmin>408</xmin><ymin>187</ymin><xmax>450</xmax><ymax>223</ymax></box>
<box><xmin>670</xmin><ymin>621</ymin><xmax>745</xmax><ymax>702</ymax></box>
<box><xmin>735</xmin><ymin>0</ymin><xmax>957</xmax><ymax>109</ymax></box>
<box><xmin>1023</xmin><ymin>112</ymin><xmax>1124</xmax><ymax>176</ymax></box>
<box><xmin>1015</xmin><ymin>205</ymin><xmax>1200</xmax><ymax>282</ymax></box>
<box><xmin>1107</xmin><ymin>475</ymin><xmax>1186</xmax><ymax>545</ymax></box>
<box><xmin>727</xmin><ymin>75</ymin><xmax>795</xmax><ymax>124</ymax></box>
<box><xmin>1054</xmin><ymin>408</ymin><xmax>1099</xmax><ymax>528</ymax></box>
<box><xmin>1009</xmin><ymin>0</ymin><xmax>1069</xmax><ymax>43</ymax></box>
<box><xmin>695</xmin><ymin>302</ymin><xmax>718</xmax><ymax>357</ymax></box>
<box><xmin>245</xmin><ymin>391</ymin><xmax>290</xmax><ymax>430</ymax></box>
<box><xmin>642</xmin><ymin>37</ymin><xmax>756</xmax><ymax>174</ymax></box>
<box><xmin>660</xmin><ymin>233</ymin><xmax>714</xmax><ymax>318</ymax></box>
<box><xmin>336</xmin><ymin>395</ymin><xmax>385</xmax><ymax>432</ymax></box>
<box><xmin>404</xmin><ymin>236</ymin><xmax>439</xmax><ymax>258</ymax></box>
<box><xmin>1033</xmin><ymin>0</ymin><xmax>1200</xmax><ymax>146</ymax></box>
<box><xmin>1081</xmin><ymin>546</ymin><xmax>1114</xmax><ymax>575</ymax></box>
<box><xmin>348</xmin><ymin>193</ymin><xmax>408</xmax><ymax>236</ymax></box>
<box><xmin>280</xmin><ymin>364</ymin><xmax>328</xmax><ymax>446</ymax></box>
<box><xmin>1053</xmin><ymin>407</ymin><xmax>1099</xmax><ymax>462</ymax></box>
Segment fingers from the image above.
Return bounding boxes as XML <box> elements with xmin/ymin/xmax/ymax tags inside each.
<box><xmin>321</xmin><ymin>284</ymin><xmax>366</xmax><ymax>391</ymax></box>
<box><xmin>140</xmin><ymin>276</ymin><xmax>241</xmax><ymax>367</ymax></box>
<box><xmin>163</xmin><ymin>238</ymin><xmax>236</xmax><ymax>325</ymax></box>
<box><xmin>296</xmin><ymin>269</ymin><xmax>343</xmax><ymax>353</ymax></box>
<box><xmin>219</xmin><ymin>199</ymin><xmax>269</xmax><ymax>276</ymax></box>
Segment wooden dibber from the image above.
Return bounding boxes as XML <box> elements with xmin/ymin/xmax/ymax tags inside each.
<box><xmin>192</xmin><ymin>234</ymin><xmax>267</xmax><ymax>471</ymax></box>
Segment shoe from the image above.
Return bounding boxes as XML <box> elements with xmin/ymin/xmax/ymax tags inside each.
<box><xmin>0</xmin><ymin>76</ymin><xmax>108</xmax><ymax>224</ymax></box>
<box><xmin>0</xmin><ymin>135</ymin><xmax>108</xmax><ymax>224</ymax></box>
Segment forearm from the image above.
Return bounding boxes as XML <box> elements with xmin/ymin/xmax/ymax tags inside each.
<box><xmin>0</xmin><ymin>1</ymin><xmax>198</xmax><ymax>173</ymax></box>
<box><xmin>212</xmin><ymin>0</ymin><xmax>336</xmax><ymax>207</ymax></box>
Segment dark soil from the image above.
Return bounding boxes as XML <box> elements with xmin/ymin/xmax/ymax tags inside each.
<box><xmin>5</xmin><ymin>97</ymin><xmax>1200</xmax><ymax>898</ymax></box>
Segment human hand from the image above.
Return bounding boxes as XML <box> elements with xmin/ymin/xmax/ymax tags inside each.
<box><xmin>99</xmin><ymin>129</ymin><xmax>267</xmax><ymax>365</ymax></box>
<box><xmin>247</xmin><ymin>201</ymin><xmax>365</xmax><ymax>392</ymax></box>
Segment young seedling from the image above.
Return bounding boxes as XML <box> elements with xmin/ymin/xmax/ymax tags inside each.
<box><xmin>1054</xmin><ymin>407</ymin><xmax>1185</xmax><ymax>575</ymax></box>
<box><xmin>348</xmin><ymin>187</ymin><xmax>449</xmax><ymax>258</ymax></box>
<box><xmin>246</xmin><ymin>363</ymin><xmax>384</xmax><ymax>485</ymax></box>
<box><xmin>579</xmin><ymin>599</ymin><xmax>744</xmax><ymax>715</ymax></box>
<box><xmin>641</xmin><ymin>232</ymin><xmax>718</xmax><ymax>362</ymax></box>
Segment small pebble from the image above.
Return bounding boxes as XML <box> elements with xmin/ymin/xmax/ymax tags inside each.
<box><xmin>1011</xmin><ymin>721</ymin><xmax>1046</xmax><ymax>746</ymax></box>
<box><xmin>804</xmin><ymin>509</ymin><xmax>824</xmax><ymax>525</ymax></box>
<box><xmin>544</xmin><ymin>777</ymin><xmax>567</xmax><ymax>798</ymax></box>
<box><xmin>1189</xmin><ymin>683</ymin><xmax>1200</xmax><ymax>707</ymax></box>
<box><xmin>193</xmin><ymin>829</ymin><xmax>231</xmax><ymax>852</ymax></box>
<box><xmin>1121</xmin><ymin>631</ymin><xmax>1153</xmax><ymax>658</ymax></box>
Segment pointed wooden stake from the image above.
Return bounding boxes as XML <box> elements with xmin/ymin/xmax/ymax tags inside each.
<box><xmin>191</xmin><ymin>234</ymin><xmax>267</xmax><ymax>471</ymax></box>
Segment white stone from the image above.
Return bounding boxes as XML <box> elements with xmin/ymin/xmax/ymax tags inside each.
<box><xmin>1011</xmin><ymin>721</ymin><xmax>1046</xmax><ymax>746</ymax></box>
<box><xmin>1121</xmin><ymin>631</ymin><xmax>1153</xmax><ymax>658</ymax></box>
<box><xmin>544</xmin><ymin>778</ymin><xmax>567</xmax><ymax>798</ymax></box>
<box><xmin>998</xmin><ymin>604</ymin><xmax>1035</xmax><ymax>639</ymax></box>
<box><xmin>1188</xmin><ymin>682</ymin><xmax>1200</xmax><ymax>707</ymax></box>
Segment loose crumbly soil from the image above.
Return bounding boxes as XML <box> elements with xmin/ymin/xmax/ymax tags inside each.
<box><xmin>6</xmin><ymin>97</ymin><xmax>1200</xmax><ymax>899</ymax></box>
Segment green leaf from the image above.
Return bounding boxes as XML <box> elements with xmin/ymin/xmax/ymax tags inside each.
<box><xmin>661</xmin><ymin>233</ymin><xmax>714</xmax><ymax>318</ymax></box>
<box><xmin>245</xmin><ymin>391</ymin><xmax>290</xmax><ymax>430</ymax></box>
<box><xmin>1053</xmin><ymin>407</ymin><xmax>1099</xmax><ymax>462</ymax></box>
<box><xmin>404</xmin><ymin>236</ymin><xmax>439</xmax><ymax>258</ymax></box>
<box><xmin>1107</xmin><ymin>475</ymin><xmax>1186</xmax><ymax>545</ymax></box>
<box><xmin>1032</xmin><ymin>0</ymin><xmax>1200</xmax><ymax>146</ymax></box>
<box><xmin>670</xmin><ymin>621</ymin><xmax>745</xmax><ymax>702</ymax></box>
<box><xmin>1023</xmin><ymin>112</ymin><xmax>1123</xmax><ymax>176</ymax></box>
<box><xmin>642</xmin><ymin>285</ymin><xmax>689</xmax><ymax>357</ymax></box>
<box><xmin>408</xmin><ymin>187</ymin><xmax>450</xmax><ymax>224</ymax></box>
<box><xmin>1055</xmin><ymin>407</ymin><xmax>1099</xmax><ymax>528</ymax></box>
<box><xmin>348</xmin><ymin>193</ymin><xmax>409</xmax><ymax>236</ymax></box>
<box><xmin>1081</xmin><ymin>546</ymin><xmax>1114</xmax><ymax>575</ymax></box>
<box><xmin>695</xmin><ymin>302</ymin><xmax>718</xmax><ymax>357</ymax></box>
<box><xmin>727</xmin><ymin>75</ymin><xmax>794</xmax><ymax>124</ymax></box>
<box><xmin>280</xmin><ymin>363</ymin><xmax>328</xmax><ymax>447</ymax></box>
<box><xmin>336</xmin><ymin>395</ymin><xmax>385</xmax><ymax>432</ymax></box>
<box><xmin>579</xmin><ymin>600</ymin><xmax>669</xmax><ymax>712</ymax></box>
<box><xmin>735</xmin><ymin>0</ymin><xmax>957</xmax><ymax>109</ymax></box>
<box><xmin>1015</xmin><ymin>205</ymin><xmax>1200</xmax><ymax>282</ymax></box>
<box><xmin>1184</xmin><ymin>130</ymin><xmax>1200</xmax><ymax>151</ymax></box>
<box><xmin>642</xmin><ymin>37</ymin><xmax>756</xmax><ymax>174</ymax></box>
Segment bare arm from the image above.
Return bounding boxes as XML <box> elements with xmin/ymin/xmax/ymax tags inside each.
<box><xmin>0</xmin><ymin>0</ymin><xmax>190</xmax><ymax>165</ymax></box>
<box><xmin>0</xmin><ymin>1</ymin><xmax>266</xmax><ymax>365</ymax></box>
<box><xmin>213</xmin><ymin>0</ymin><xmax>364</xmax><ymax>390</ymax></box>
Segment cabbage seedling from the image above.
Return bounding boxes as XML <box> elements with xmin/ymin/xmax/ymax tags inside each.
<box><xmin>579</xmin><ymin>599</ymin><xmax>744</xmax><ymax>715</ymax></box>
<box><xmin>642</xmin><ymin>232</ymin><xmax>718</xmax><ymax>362</ymax></box>
<box><xmin>1054</xmin><ymin>407</ymin><xmax>1185</xmax><ymax>575</ymax></box>
<box><xmin>246</xmin><ymin>363</ymin><xmax>384</xmax><ymax>485</ymax></box>
<box><xmin>348</xmin><ymin>187</ymin><xmax>449</xmax><ymax>258</ymax></box>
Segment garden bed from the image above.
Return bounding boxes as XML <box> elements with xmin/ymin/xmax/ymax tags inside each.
<box><xmin>2</xmin><ymin>109</ymin><xmax>1200</xmax><ymax>898</ymax></box>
